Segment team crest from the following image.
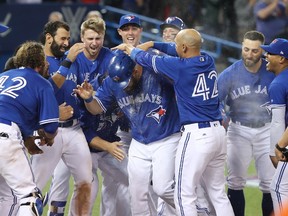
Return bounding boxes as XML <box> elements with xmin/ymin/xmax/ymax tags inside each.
<box><xmin>146</xmin><ymin>105</ymin><xmax>166</xmax><ymax>123</ymax></box>
<box><xmin>124</xmin><ymin>16</ymin><xmax>136</xmax><ymax>22</ymax></box>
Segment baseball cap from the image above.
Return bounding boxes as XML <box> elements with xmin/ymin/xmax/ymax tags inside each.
<box><xmin>261</xmin><ymin>38</ymin><xmax>288</xmax><ymax>59</ymax></box>
<box><xmin>0</xmin><ymin>24</ymin><xmax>9</xmax><ymax>33</ymax></box>
<box><xmin>119</xmin><ymin>14</ymin><xmax>141</xmax><ymax>29</ymax></box>
<box><xmin>108</xmin><ymin>50</ymin><xmax>136</xmax><ymax>88</ymax></box>
<box><xmin>160</xmin><ymin>16</ymin><xmax>186</xmax><ymax>31</ymax></box>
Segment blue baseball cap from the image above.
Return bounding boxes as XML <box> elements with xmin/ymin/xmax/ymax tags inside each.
<box><xmin>119</xmin><ymin>14</ymin><xmax>141</xmax><ymax>29</ymax></box>
<box><xmin>261</xmin><ymin>38</ymin><xmax>288</xmax><ymax>59</ymax></box>
<box><xmin>160</xmin><ymin>16</ymin><xmax>186</xmax><ymax>31</ymax></box>
<box><xmin>0</xmin><ymin>24</ymin><xmax>9</xmax><ymax>33</ymax></box>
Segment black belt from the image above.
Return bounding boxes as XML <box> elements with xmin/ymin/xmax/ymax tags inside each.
<box><xmin>0</xmin><ymin>118</ymin><xmax>12</xmax><ymax>126</ymax></box>
<box><xmin>232</xmin><ymin>120</ymin><xmax>267</xmax><ymax>128</ymax></box>
<box><xmin>58</xmin><ymin>119</ymin><xmax>78</xmax><ymax>128</ymax></box>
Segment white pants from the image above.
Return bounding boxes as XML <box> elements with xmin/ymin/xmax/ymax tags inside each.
<box><xmin>270</xmin><ymin>161</ymin><xmax>288</xmax><ymax>215</ymax></box>
<box><xmin>174</xmin><ymin>121</ymin><xmax>234</xmax><ymax>216</ymax></box>
<box><xmin>128</xmin><ymin>133</ymin><xmax>181</xmax><ymax>216</ymax></box>
<box><xmin>226</xmin><ymin>122</ymin><xmax>274</xmax><ymax>192</ymax></box>
<box><xmin>0</xmin><ymin>122</ymin><xmax>40</xmax><ymax>216</ymax></box>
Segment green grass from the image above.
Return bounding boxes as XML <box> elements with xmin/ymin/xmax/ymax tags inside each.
<box><xmin>42</xmin><ymin>161</ymin><xmax>261</xmax><ymax>216</ymax></box>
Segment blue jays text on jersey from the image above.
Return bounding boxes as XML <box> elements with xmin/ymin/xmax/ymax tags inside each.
<box><xmin>130</xmin><ymin>44</ymin><xmax>221</xmax><ymax>125</ymax></box>
<box><xmin>0</xmin><ymin>68</ymin><xmax>59</xmax><ymax>138</ymax></box>
<box><xmin>218</xmin><ymin>59</ymin><xmax>275</xmax><ymax>124</ymax></box>
<box><xmin>95</xmin><ymin>57</ymin><xmax>181</xmax><ymax>144</ymax></box>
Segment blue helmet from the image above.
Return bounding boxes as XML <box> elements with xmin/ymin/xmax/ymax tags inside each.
<box><xmin>160</xmin><ymin>16</ymin><xmax>186</xmax><ymax>31</ymax></box>
<box><xmin>108</xmin><ymin>50</ymin><xmax>136</xmax><ymax>88</ymax></box>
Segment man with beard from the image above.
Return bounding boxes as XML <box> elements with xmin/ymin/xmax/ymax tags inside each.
<box><xmin>75</xmin><ymin>14</ymin><xmax>182</xmax><ymax>216</ymax></box>
<box><xmin>30</xmin><ymin>20</ymin><xmax>93</xmax><ymax>216</ymax></box>
<box><xmin>0</xmin><ymin>40</ymin><xmax>59</xmax><ymax>216</ymax></box>
<box><xmin>43</xmin><ymin>17</ymin><xmax>132</xmax><ymax>216</ymax></box>
<box><xmin>217</xmin><ymin>30</ymin><xmax>275</xmax><ymax>216</ymax></box>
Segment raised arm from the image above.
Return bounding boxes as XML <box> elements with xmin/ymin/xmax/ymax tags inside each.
<box><xmin>74</xmin><ymin>80</ymin><xmax>104</xmax><ymax>115</ymax></box>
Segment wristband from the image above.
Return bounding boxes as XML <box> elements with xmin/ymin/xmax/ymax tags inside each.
<box><xmin>84</xmin><ymin>96</ymin><xmax>93</xmax><ymax>103</ymax></box>
<box><xmin>275</xmin><ymin>143</ymin><xmax>286</xmax><ymax>152</ymax></box>
<box><xmin>57</xmin><ymin>66</ymin><xmax>69</xmax><ymax>77</ymax></box>
<box><xmin>61</xmin><ymin>58</ymin><xmax>72</xmax><ymax>68</ymax></box>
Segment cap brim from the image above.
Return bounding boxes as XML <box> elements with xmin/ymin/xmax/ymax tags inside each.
<box><xmin>0</xmin><ymin>24</ymin><xmax>9</xmax><ymax>33</ymax></box>
<box><xmin>160</xmin><ymin>24</ymin><xmax>180</xmax><ymax>31</ymax></box>
<box><xmin>260</xmin><ymin>45</ymin><xmax>275</xmax><ymax>54</ymax></box>
<box><xmin>119</xmin><ymin>23</ymin><xmax>141</xmax><ymax>29</ymax></box>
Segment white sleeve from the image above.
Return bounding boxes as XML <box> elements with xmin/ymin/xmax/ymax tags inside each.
<box><xmin>270</xmin><ymin>106</ymin><xmax>286</xmax><ymax>156</ymax></box>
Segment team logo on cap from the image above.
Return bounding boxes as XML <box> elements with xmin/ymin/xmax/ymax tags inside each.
<box><xmin>124</xmin><ymin>15</ymin><xmax>136</xmax><ymax>22</ymax></box>
<box><xmin>146</xmin><ymin>105</ymin><xmax>166</xmax><ymax>123</ymax></box>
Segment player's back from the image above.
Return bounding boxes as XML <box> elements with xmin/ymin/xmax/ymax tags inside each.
<box><xmin>0</xmin><ymin>67</ymin><xmax>58</xmax><ymax>136</ymax></box>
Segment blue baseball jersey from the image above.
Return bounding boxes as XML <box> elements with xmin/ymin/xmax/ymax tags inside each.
<box><xmin>47</xmin><ymin>55</ymin><xmax>84</xmax><ymax>120</ymax></box>
<box><xmin>268</xmin><ymin>68</ymin><xmax>288</xmax><ymax>127</ymax></box>
<box><xmin>130</xmin><ymin>46</ymin><xmax>221</xmax><ymax>125</ymax></box>
<box><xmin>218</xmin><ymin>59</ymin><xmax>275</xmax><ymax>124</ymax></box>
<box><xmin>95</xmin><ymin>62</ymin><xmax>181</xmax><ymax>144</ymax></box>
<box><xmin>0</xmin><ymin>68</ymin><xmax>59</xmax><ymax>138</ymax></box>
<box><xmin>76</xmin><ymin>47</ymin><xmax>123</xmax><ymax>149</ymax></box>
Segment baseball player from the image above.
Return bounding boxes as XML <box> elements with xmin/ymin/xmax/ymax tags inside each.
<box><xmin>160</xmin><ymin>16</ymin><xmax>186</xmax><ymax>42</ymax></box>
<box><xmin>0</xmin><ymin>40</ymin><xmax>59</xmax><ymax>216</ymax></box>
<box><xmin>113</xmin><ymin>28</ymin><xmax>234</xmax><ymax>215</ymax></box>
<box><xmin>30</xmin><ymin>20</ymin><xmax>93</xmax><ymax>216</ymax></box>
<box><xmin>75</xmin><ymin>44</ymin><xmax>181</xmax><ymax>216</ymax></box>
<box><xmin>218</xmin><ymin>31</ymin><xmax>275</xmax><ymax>216</ymax></box>
<box><xmin>45</xmin><ymin>17</ymin><xmax>132</xmax><ymax>216</ymax></box>
<box><xmin>156</xmin><ymin>16</ymin><xmax>215</xmax><ymax>216</ymax></box>
<box><xmin>261</xmin><ymin>38</ymin><xmax>288</xmax><ymax>215</ymax></box>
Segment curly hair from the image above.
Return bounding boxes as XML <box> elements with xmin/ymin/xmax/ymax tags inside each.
<box><xmin>14</xmin><ymin>41</ymin><xmax>45</xmax><ymax>69</ymax></box>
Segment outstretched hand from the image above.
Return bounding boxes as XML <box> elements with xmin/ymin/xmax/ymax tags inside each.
<box><xmin>107</xmin><ymin>142</ymin><xmax>126</xmax><ymax>162</ymax></box>
<box><xmin>73</xmin><ymin>80</ymin><xmax>94</xmax><ymax>100</ymax></box>
<box><xmin>111</xmin><ymin>43</ymin><xmax>135</xmax><ymax>55</ymax></box>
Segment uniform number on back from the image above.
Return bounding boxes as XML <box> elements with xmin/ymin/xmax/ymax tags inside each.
<box><xmin>0</xmin><ymin>76</ymin><xmax>27</xmax><ymax>99</ymax></box>
<box><xmin>192</xmin><ymin>71</ymin><xmax>218</xmax><ymax>101</ymax></box>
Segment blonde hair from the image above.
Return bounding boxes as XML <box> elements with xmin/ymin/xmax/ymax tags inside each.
<box><xmin>81</xmin><ymin>17</ymin><xmax>106</xmax><ymax>36</ymax></box>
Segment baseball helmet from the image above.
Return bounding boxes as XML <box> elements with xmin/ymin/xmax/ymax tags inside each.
<box><xmin>108</xmin><ymin>50</ymin><xmax>136</xmax><ymax>88</ymax></box>
<box><xmin>160</xmin><ymin>16</ymin><xmax>186</xmax><ymax>31</ymax></box>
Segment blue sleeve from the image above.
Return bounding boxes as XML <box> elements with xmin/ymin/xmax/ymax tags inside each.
<box><xmin>131</xmin><ymin>49</ymin><xmax>180</xmax><ymax>82</ymax></box>
<box><xmin>153</xmin><ymin>42</ymin><xmax>178</xmax><ymax>56</ymax></box>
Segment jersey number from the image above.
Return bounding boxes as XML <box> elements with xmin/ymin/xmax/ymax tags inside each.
<box><xmin>192</xmin><ymin>71</ymin><xmax>218</xmax><ymax>101</ymax></box>
<box><xmin>0</xmin><ymin>76</ymin><xmax>27</xmax><ymax>99</ymax></box>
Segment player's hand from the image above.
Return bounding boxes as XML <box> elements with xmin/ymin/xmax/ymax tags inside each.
<box><xmin>24</xmin><ymin>136</ymin><xmax>43</xmax><ymax>155</ymax></box>
<box><xmin>37</xmin><ymin>128</ymin><xmax>55</xmax><ymax>146</ymax></box>
<box><xmin>59</xmin><ymin>102</ymin><xmax>74</xmax><ymax>121</ymax></box>
<box><xmin>66</xmin><ymin>43</ymin><xmax>85</xmax><ymax>62</ymax></box>
<box><xmin>74</xmin><ymin>80</ymin><xmax>94</xmax><ymax>100</ymax></box>
<box><xmin>136</xmin><ymin>41</ymin><xmax>154</xmax><ymax>51</ymax></box>
<box><xmin>111</xmin><ymin>43</ymin><xmax>134</xmax><ymax>55</ymax></box>
<box><xmin>275</xmin><ymin>147</ymin><xmax>288</xmax><ymax>161</ymax></box>
<box><xmin>107</xmin><ymin>142</ymin><xmax>126</xmax><ymax>161</ymax></box>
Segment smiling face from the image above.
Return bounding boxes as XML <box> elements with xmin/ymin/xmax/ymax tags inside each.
<box><xmin>81</xmin><ymin>29</ymin><xmax>104</xmax><ymax>60</ymax></box>
<box><xmin>162</xmin><ymin>27</ymin><xmax>180</xmax><ymax>42</ymax></box>
<box><xmin>118</xmin><ymin>24</ymin><xmax>142</xmax><ymax>46</ymax></box>
<box><xmin>49</xmin><ymin>27</ymin><xmax>70</xmax><ymax>58</ymax></box>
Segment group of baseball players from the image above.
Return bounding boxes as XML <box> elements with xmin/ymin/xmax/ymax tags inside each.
<box><xmin>2</xmin><ymin>7</ymin><xmax>288</xmax><ymax>216</ymax></box>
